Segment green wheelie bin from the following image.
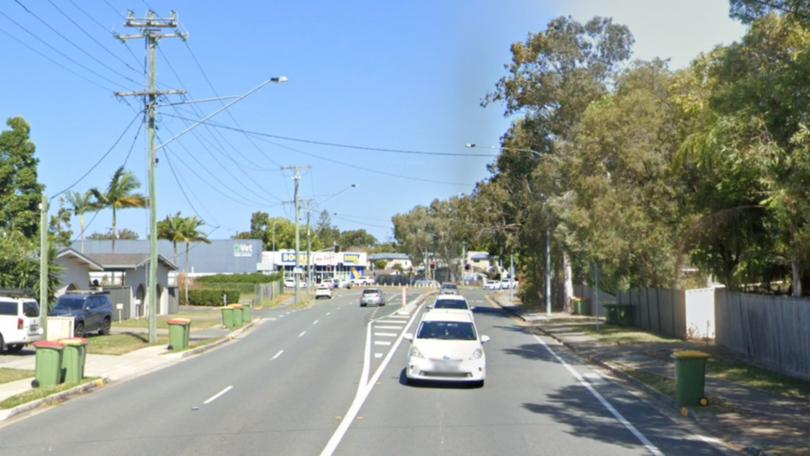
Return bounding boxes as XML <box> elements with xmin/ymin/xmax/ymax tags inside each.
<box><xmin>60</xmin><ymin>337</ymin><xmax>88</xmax><ymax>384</ymax></box>
<box><xmin>32</xmin><ymin>341</ymin><xmax>65</xmax><ymax>388</ymax></box>
<box><xmin>167</xmin><ymin>318</ymin><xmax>192</xmax><ymax>351</ymax></box>
<box><xmin>221</xmin><ymin>306</ymin><xmax>235</xmax><ymax>329</ymax></box>
<box><xmin>241</xmin><ymin>303</ymin><xmax>253</xmax><ymax>324</ymax></box>
<box><xmin>673</xmin><ymin>350</ymin><xmax>711</xmax><ymax>406</ymax></box>
<box><xmin>604</xmin><ymin>304</ymin><xmax>619</xmax><ymax>324</ymax></box>
<box><xmin>230</xmin><ymin>304</ymin><xmax>244</xmax><ymax>327</ymax></box>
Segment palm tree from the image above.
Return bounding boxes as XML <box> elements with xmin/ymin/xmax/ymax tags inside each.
<box><xmin>90</xmin><ymin>167</ymin><xmax>147</xmax><ymax>253</ymax></box>
<box><xmin>157</xmin><ymin>212</ymin><xmax>186</xmax><ymax>264</ymax></box>
<box><xmin>181</xmin><ymin>216</ymin><xmax>210</xmax><ymax>305</ymax></box>
<box><xmin>66</xmin><ymin>190</ymin><xmax>98</xmax><ymax>253</ymax></box>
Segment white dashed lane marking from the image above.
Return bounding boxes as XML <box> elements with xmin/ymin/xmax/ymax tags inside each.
<box><xmin>374</xmin><ymin>353</ymin><xmax>383</xmax><ymax>359</ymax></box>
<box><xmin>374</xmin><ymin>326</ymin><xmax>403</xmax><ymax>330</ymax></box>
<box><xmin>374</xmin><ymin>341</ymin><xmax>392</xmax><ymax>346</ymax></box>
<box><xmin>298</xmin><ymin>331</ymin><xmax>307</xmax><ymax>337</ymax></box>
<box><xmin>271</xmin><ymin>350</ymin><xmax>284</xmax><ymax>360</ymax></box>
<box><xmin>374</xmin><ymin>332</ymin><xmax>397</xmax><ymax>337</ymax></box>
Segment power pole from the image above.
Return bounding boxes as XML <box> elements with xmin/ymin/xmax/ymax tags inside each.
<box><xmin>305</xmin><ymin>200</ymin><xmax>313</xmax><ymax>286</ymax></box>
<box><xmin>115</xmin><ymin>11</ymin><xmax>187</xmax><ymax>344</ymax></box>
<box><xmin>39</xmin><ymin>195</ymin><xmax>49</xmax><ymax>339</ymax></box>
<box><xmin>281</xmin><ymin>165</ymin><xmax>309</xmax><ymax>306</ymax></box>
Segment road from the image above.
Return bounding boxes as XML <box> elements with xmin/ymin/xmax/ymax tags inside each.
<box><xmin>0</xmin><ymin>288</ymin><xmax>727</xmax><ymax>455</ymax></box>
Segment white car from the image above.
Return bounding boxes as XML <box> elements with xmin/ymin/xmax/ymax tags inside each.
<box><xmin>0</xmin><ymin>293</ymin><xmax>43</xmax><ymax>353</ymax></box>
<box><xmin>314</xmin><ymin>284</ymin><xmax>332</xmax><ymax>299</ymax></box>
<box><xmin>283</xmin><ymin>277</ymin><xmax>295</xmax><ymax>288</ymax></box>
<box><xmin>483</xmin><ymin>280</ymin><xmax>500</xmax><ymax>290</ymax></box>
<box><xmin>427</xmin><ymin>294</ymin><xmax>474</xmax><ymax>317</ymax></box>
<box><xmin>404</xmin><ymin>311</ymin><xmax>489</xmax><ymax>387</ymax></box>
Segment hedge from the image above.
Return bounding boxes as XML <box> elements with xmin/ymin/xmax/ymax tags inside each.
<box><xmin>195</xmin><ymin>273</ymin><xmax>280</xmax><ymax>284</ymax></box>
<box><xmin>196</xmin><ymin>282</ymin><xmax>256</xmax><ymax>294</ymax></box>
<box><xmin>180</xmin><ymin>289</ymin><xmax>241</xmax><ymax>306</ymax></box>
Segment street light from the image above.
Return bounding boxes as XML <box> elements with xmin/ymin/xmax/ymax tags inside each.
<box><xmin>271</xmin><ymin>76</ymin><xmax>289</xmax><ymax>83</ymax></box>
<box><xmin>465</xmin><ymin>142</ymin><xmax>552</xmax><ymax>316</ymax></box>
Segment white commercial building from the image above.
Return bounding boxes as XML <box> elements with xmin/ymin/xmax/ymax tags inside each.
<box><xmin>258</xmin><ymin>250</ymin><xmax>369</xmax><ymax>283</ymax></box>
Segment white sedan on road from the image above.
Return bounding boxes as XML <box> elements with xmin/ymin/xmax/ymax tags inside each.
<box><xmin>314</xmin><ymin>284</ymin><xmax>332</xmax><ymax>299</ymax></box>
<box><xmin>404</xmin><ymin>311</ymin><xmax>489</xmax><ymax>387</ymax></box>
<box><xmin>427</xmin><ymin>294</ymin><xmax>475</xmax><ymax>317</ymax></box>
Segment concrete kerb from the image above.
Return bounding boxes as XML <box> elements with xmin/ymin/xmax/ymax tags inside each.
<box><xmin>395</xmin><ymin>290</ymin><xmax>437</xmax><ymax>316</ymax></box>
<box><xmin>0</xmin><ymin>377</ymin><xmax>109</xmax><ymax>422</ymax></box>
<box><xmin>485</xmin><ymin>293</ymin><xmax>742</xmax><ymax>456</ymax></box>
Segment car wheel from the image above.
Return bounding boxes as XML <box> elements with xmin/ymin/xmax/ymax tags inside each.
<box><xmin>99</xmin><ymin>317</ymin><xmax>111</xmax><ymax>336</ymax></box>
<box><xmin>74</xmin><ymin>321</ymin><xmax>85</xmax><ymax>337</ymax></box>
<box><xmin>6</xmin><ymin>344</ymin><xmax>24</xmax><ymax>353</ymax></box>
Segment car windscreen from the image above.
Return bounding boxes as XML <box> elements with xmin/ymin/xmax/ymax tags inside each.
<box><xmin>362</xmin><ymin>289</ymin><xmax>379</xmax><ymax>295</ymax></box>
<box><xmin>441</xmin><ymin>284</ymin><xmax>458</xmax><ymax>290</ymax></box>
<box><xmin>23</xmin><ymin>301</ymin><xmax>40</xmax><ymax>317</ymax></box>
<box><xmin>54</xmin><ymin>296</ymin><xmax>85</xmax><ymax>310</ymax></box>
<box><xmin>434</xmin><ymin>299</ymin><xmax>468</xmax><ymax>310</ymax></box>
<box><xmin>417</xmin><ymin>321</ymin><xmax>477</xmax><ymax>340</ymax></box>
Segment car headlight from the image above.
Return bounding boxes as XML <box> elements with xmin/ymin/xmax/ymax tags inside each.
<box><xmin>409</xmin><ymin>346</ymin><xmax>424</xmax><ymax>359</ymax></box>
<box><xmin>470</xmin><ymin>349</ymin><xmax>483</xmax><ymax>360</ymax></box>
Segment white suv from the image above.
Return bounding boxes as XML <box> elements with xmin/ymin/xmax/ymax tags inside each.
<box><xmin>0</xmin><ymin>293</ymin><xmax>43</xmax><ymax>353</ymax></box>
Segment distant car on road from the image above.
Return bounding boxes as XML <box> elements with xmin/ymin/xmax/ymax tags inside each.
<box><xmin>0</xmin><ymin>291</ymin><xmax>42</xmax><ymax>353</ymax></box>
<box><xmin>51</xmin><ymin>292</ymin><xmax>113</xmax><ymax>336</ymax></box>
<box><xmin>359</xmin><ymin>288</ymin><xmax>385</xmax><ymax>307</ymax></box>
<box><xmin>404</xmin><ymin>310</ymin><xmax>489</xmax><ymax>387</ymax></box>
<box><xmin>315</xmin><ymin>284</ymin><xmax>332</xmax><ymax>300</ymax></box>
<box><xmin>440</xmin><ymin>283</ymin><xmax>459</xmax><ymax>295</ymax></box>
<box><xmin>483</xmin><ymin>280</ymin><xmax>500</xmax><ymax>290</ymax></box>
<box><xmin>427</xmin><ymin>294</ymin><xmax>474</xmax><ymax>317</ymax></box>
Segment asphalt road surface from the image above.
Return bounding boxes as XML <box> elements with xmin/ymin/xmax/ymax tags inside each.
<box><xmin>0</xmin><ymin>288</ymin><xmax>728</xmax><ymax>456</ymax></box>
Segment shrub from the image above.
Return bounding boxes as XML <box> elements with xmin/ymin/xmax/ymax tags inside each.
<box><xmin>181</xmin><ymin>289</ymin><xmax>241</xmax><ymax>306</ymax></box>
<box><xmin>195</xmin><ymin>273</ymin><xmax>280</xmax><ymax>285</ymax></box>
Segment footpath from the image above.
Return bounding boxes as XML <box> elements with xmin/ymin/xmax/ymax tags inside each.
<box><xmin>489</xmin><ymin>292</ymin><xmax>810</xmax><ymax>456</ymax></box>
<box><xmin>0</xmin><ymin>318</ymin><xmax>260</xmax><ymax>422</ymax></box>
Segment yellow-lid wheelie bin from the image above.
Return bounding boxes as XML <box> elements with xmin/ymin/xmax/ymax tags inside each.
<box><xmin>60</xmin><ymin>337</ymin><xmax>88</xmax><ymax>384</ymax></box>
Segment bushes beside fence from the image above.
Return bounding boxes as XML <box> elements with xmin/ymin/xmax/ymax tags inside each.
<box><xmin>196</xmin><ymin>273</ymin><xmax>279</xmax><ymax>284</ymax></box>
<box><xmin>180</xmin><ymin>289</ymin><xmax>241</xmax><ymax>306</ymax></box>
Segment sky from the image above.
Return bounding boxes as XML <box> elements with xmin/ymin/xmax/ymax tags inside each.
<box><xmin>0</xmin><ymin>0</ymin><xmax>746</xmax><ymax>245</ymax></box>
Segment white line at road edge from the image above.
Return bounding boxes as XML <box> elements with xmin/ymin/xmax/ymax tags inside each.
<box><xmin>532</xmin><ymin>334</ymin><xmax>664</xmax><ymax>456</ymax></box>
<box><xmin>202</xmin><ymin>385</ymin><xmax>233</xmax><ymax>405</ymax></box>
<box><xmin>271</xmin><ymin>350</ymin><xmax>284</xmax><ymax>360</ymax></box>
<box><xmin>319</xmin><ymin>294</ymin><xmax>426</xmax><ymax>456</ymax></box>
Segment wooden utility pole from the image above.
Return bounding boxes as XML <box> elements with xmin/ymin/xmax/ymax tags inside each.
<box><xmin>115</xmin><ymin>11</ymin><xmax>187</xmax><ymax>344</ymax></box>
<box><xmin>281</xmin><ymin>166</ymin><xmax>310</xmax><ymax>306</ymax></box>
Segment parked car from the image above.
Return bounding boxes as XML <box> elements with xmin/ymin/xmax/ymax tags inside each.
<box><xmin>404</xmin><ymin>310</ymin><xmax>489</xmax><ymax>386</ymax></box>
<box><xmin>315</xmin><ymin>284</ymin><xmax>333</xmax><ymax>300</ymax></box>
<box><xmin>332</xmin><ymin>278</ymin><xmax>352</xmax><ymax>289</ymax></box>
<box><xmin>283</xmin><ymin>277</ymin><xmax>295</xmax><ymax>288</ymax></box>
<box><xmin>0</xmin><ymin>291</ymin><xmax>42</xmax><ymax>353</ymax></box>
<box><xmin>483</xmin><ymin>280</ymin><xmax>500</xmax><ymax>290</ymax></box>
<box><xmin>360</xmin><ymin>288</ymin><xmax>385</xmax><ymax>307</ymax></box>
<box><xmin>427</xmin><ymin>294</ymin><xmax>474</xmax><ymax>316</ymax></box>
<box><xmin>50</xmin><ymin>292</ymin><xmax>113</xmax><ymax>336</ymax></box>
<box><xmin>440</xmin><ymin>282</ymin><xmax>459</xmax><ymax>295</ymax></box>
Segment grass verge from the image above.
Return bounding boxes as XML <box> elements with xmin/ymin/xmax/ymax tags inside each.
<box><xmin>624</xmin><ymin>368</ymin><xmax>676</xmax><ymax>397</ymax></box>
<box><xmin>113</xmin><ymin>310</ymin><xmax>222</xmax><ymax>331</ymax></box>
<box><xmin>257</xmin><ymin>294</ymin><xmax>292</xmax><ymax>310</ymax></box>
<box><xmin>0</xmin><ymin>368</ymin><xmax>34</xmax><ymax>384</ymax></box>
<box><xmin>0</xmin><ymin>377</ymin><xmax>99</xmax><ymax>409</ymax></box>
<box><xmin>578</xmin><ymin>324</ymin><xmax>682</xmax><ymax>345</ymax></box>
<box><xmin>707</xmin><ymin>356</ymin><xmax>810</xmax><ymax>400</ymax></box>
<box><xmin>86</xmin><ymin>333</ymin><xmax>168</xmax><ymax>356</ymax></box>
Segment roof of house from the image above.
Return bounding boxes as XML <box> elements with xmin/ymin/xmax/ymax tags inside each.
<box><xmin>369</xmin><ymin>253</ymin><xmax>410</xmax><ymax>261</ymax></box>
<box><xmin>83</xmin><ymin>253</ymin><xmax>178</xmax><ymax>271</ymax></box>
<box><xmin>55</xmin><ymin>248</ymin><xmax>105</xmax><ymax>271</ymax></box>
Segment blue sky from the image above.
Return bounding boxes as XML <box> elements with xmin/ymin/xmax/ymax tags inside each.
<box><xmin>0</xmin><ymin>1</ymin><xmax>744</xmax><ymax>244</ymax></box>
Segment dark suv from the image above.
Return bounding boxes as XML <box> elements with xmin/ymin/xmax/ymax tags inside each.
<box><xmin>50</xmin><ymin>292</ymin><xmax>113</xmax><ymax>336</ymax></box>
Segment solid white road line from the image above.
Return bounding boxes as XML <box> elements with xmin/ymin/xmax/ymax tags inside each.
<box><xmin>374</xmin><ymin>332</ymin><xmax>397</xmax><ymax>337</ymax></box>
<box><xmin>374</xmin><ymin>325</ymin><xmax>403</xmax><ymax>330</ymax></box>
<box><xmin>532</xmin><ymin>334</ymin><xmax>663</xmax><ymax>456</ymax></box>
<box><xmin>320</xmin><ymin>296</ymin><xmax>424</xmax><ymax>456</ymax></box>
<box><xmin>271</xmin><ymin>350</ymin><xmax>284</xmax><ymax>360</ymax></box>
<box><xmin>202</xmin><ymin>385</ymin><xmax>233</xmax><ymax>405</ymax></box>
<box><xmin>373</xmin><ymin>341</ymin><xmax>392</xmax><ymax>346</ymax></box>
<box><xmin>298</xmin><ymin>331</ymin><xmax>307</xmax><ymax>337</ymax></box>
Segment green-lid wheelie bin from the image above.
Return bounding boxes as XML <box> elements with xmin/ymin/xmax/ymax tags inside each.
<box><xmin>241</xmin><ymin>303</ymin><xmax>253</xmax><ymax>325</ymax></box>
<box><xmin>59</xmin><ymin>337</ymin><xmax>88</xmax><ymax>384</ymax></box>
<box><xmin>32</xmin><ymin>341</ymin><xmax>65</xmax><ymax>388</ymax></box>
<box><xmin>673</xmin><ymin>350</ymin><xmax>711</xmax><ymax>406</ymax></box>
<box><xmin>230</xmin><ymin>304</ymin><xmax>244</xmax><ymax>327</ymax></box>
<box><xmin>221</xmin><ymin>306</ymin><xmax>235</xmax><ymax>329</ymax></box>
<box><xmin>167</xmin><ymin>318</ymin><xmax>192</xmax><ymax>351</ymax></box>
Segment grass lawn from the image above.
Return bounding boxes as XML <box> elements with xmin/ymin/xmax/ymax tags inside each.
<box><xmin>625</xmin><ymin>368</ymin><xmax>676</xmax><ymax>397</ymax></box>
<box><xmin>113</xmin><ymin>309</ymin><xmax>222</xmax><ymax>331</ymax></box>
<box><xmin>579</xmin><ymin>324</ymin><xmax>682</xmax><ymax>345</ymax></box>
<box><xmin>257</xmin><ymin>294</ymin><xmax>292</xmax><ymax>309</ymax></box>
<box><xmin>86</xmin><ymin>333</ymin><xmax>168</xmax><ymax>355</ymax></box>
<box><xmin>707</xmin><ymin>356</ymin><xmax>810</xmax><ymax>400</ymax></box>
<box><xmin>0</xmin><ymin>377</ymin><xmax>99</xmax><ymax>409</ymax></box>
<box><xmin>0</xmin><ymin>368</ymin><xmax>34</xmax><ymax>384</ymax></box>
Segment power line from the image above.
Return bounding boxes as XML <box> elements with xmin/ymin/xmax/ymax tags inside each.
<box><xmin>46</xmin><ymin>0</ymin><xmax>141</xmax><ymax>74</ymax></box>
<box><xmin>0</xmin><ymin>23</ymin><xmax>116</xmax><ymax>92</ymax></box>
<box><xmin>12</xmin><ymin>0</ymin><xmax>141</xmax><ymax>86</ymax></box>
<box><xmin>0</xmin><ymin>9</ymin><xmax>128</xmax><ymax>91</ymax></box>
<box><xmin>332</xmin><ymin>214</ymin><xmax>391</xmax><ymax>231</ymax></box>
<box><xmin>162</xmin><ymin>145</ymin><xmax>208</xmax><ymax>224</ymax></box>
<box><xmin>49</xmin><ymin>109</ymin><xmax>143</xmax><ymax>200</ymax></box>
<box><xmin>160</xmin><ymin>113</ymin><xmax>498</xmax><ymax>158</ymax></box>
<box><xmin>122</xmin><ymin>117</ymin><xmax>144</xmax><ymax>168</ymax></box>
